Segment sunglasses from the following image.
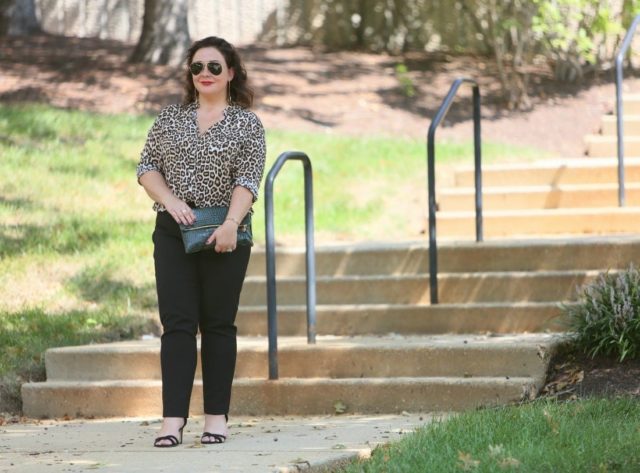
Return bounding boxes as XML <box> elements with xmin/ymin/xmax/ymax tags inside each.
<box><xmin>189</xmin><ymin>61</ymin><xmax>223</xmax><ymax>76</ymax></box>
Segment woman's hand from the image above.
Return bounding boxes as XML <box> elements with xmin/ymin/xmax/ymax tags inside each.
<box><xmin>207</xmin><ymin>220</ymin><xmax>237</xmax><ymax>253</ymax></box>
<box><xmin>163</xmin><ymin>195</ymin><xmax>195</xmax><ymax>226</ymax></box>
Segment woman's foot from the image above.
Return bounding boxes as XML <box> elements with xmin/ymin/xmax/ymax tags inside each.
<box><xmin>154</xmin><ymin>417</ymin><xmax>188</xmax><ymax>447</ymax></box>
<box><xmin>201</xmin><ymin>414</ymin><xmax>228</xmax><ymax>444</ymax></box>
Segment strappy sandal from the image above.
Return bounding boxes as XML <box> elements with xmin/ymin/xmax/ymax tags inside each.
<box><xmin>154</xmin><ymin>417</ymin><xmax>187</xmax><ymax>448</ymax></box>
<box><xmin>201</xmin><ymin>414</ymin><xmax>228</xmax><ymax>445</ymax></box>
<box><xmin>200</xmin><ymin>432</ymin><xmax>227</xmax><ymax>444</ymax></box>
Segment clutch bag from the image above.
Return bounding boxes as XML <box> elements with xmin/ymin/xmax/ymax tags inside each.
<box><xmin>179</xmin><ymin>206</ymin><xmax>253</xmax><ymax>254</ymax></box>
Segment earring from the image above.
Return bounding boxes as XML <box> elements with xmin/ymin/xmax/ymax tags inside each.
<box><xmin>227</xmin><ymin>81</ymin><xmax>232</xmax><ymax>104</ymax></box>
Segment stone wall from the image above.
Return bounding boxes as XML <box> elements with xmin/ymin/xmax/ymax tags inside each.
<box><xmin>35</xmin><ymin>0</ymin><xmax>282</xmax><ymax>45</ymax></box>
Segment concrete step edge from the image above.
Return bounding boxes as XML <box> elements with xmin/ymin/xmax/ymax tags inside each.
<box><xmin>44</xmin><ymin>333</ymin><xmax>561</xmax><ymax>355</ymax></box>
<box><xmin>436</xmin><ymin>207</ymin><xmax>640</xmax><ymax>218</ymax></box>
<box><xmin>585</xmin><ymin>134</ymin><xmax>640</xmax><ymax>143</ymax></box>
<box><xmin>244</xmin><ymin>268</ymin><xmax>606</xmax><ymax>282</ymax></box>
<box><xmin>251</xmin><ymin>234</ymin><xmax>640</xmax><ymax>253</ymax></box>
<box><xmin>21</xmin><ymin>377</ymin><xmax>543</xmax><ymax>416</ymax></box>
<box><xmin>23</xmin><ymin>376</ymin><xmax>539</xmax><ymax>388</ymax></box>
<box><xmin>239</xmin><ymin>301</ymin><xmax>567</xmax><ymax>311</ymax></box>
<box><xmin>453</xmin><ymin>157</ymin><xmax>640</xmax><ymax>172</ymax></box>
<box><xmin>439</xmin><ymin>182</ymin><xmax>640</xmax><ymax>196</ymax></box>
<box><xmin>601</xmin><ymin>114</ymin><xmax>640</xmax><ymax>121</ymax></box>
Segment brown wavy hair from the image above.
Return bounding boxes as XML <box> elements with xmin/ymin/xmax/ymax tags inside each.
<box><xmin>182</xmin><ymin>36</ymin><xmax>254</xmax><ymax>109</ymax></box>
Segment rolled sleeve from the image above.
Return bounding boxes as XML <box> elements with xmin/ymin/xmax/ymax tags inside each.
<box><xmin>233</xmin><ymin>114</ymin><xmax>266</xmax><ymax>201</ymax></box>
<box><xmin>136</xmin><ymin>108</ymin><xmax>169</xmax><ymax>182</ymax></box>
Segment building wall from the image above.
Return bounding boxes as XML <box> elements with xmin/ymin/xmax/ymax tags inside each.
<box><xmin>35</xmin><ymin>0</ymin><xmax>283</xmax><ymax>45</ymax></box>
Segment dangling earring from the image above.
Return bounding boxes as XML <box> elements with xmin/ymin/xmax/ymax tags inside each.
<box><xmin>227</xmin><ymin>81</ymin><xmax>232</xmax><ymax>104</ymax></box>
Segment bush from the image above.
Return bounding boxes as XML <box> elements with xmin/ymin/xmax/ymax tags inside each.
<box><xmin>566</xmin><ymin>266</ymin><xmax>640</xmax><ymax>361</ymax></box>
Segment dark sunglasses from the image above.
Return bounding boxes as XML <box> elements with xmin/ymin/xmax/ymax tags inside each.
<box><xmin>189</xmin><ymin>61</ymin><xmax>223</xmax><ymax>76</ymax></box>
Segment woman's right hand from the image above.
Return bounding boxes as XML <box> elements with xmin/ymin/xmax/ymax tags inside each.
<box><xmin>163</xmin><ymin>196</ymin><xmax>196</xmax><ymax>226</ymax></box>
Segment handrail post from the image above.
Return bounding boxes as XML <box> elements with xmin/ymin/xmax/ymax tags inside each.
<box><xmin>614</xmin><ymin>13</ymin><xmax>640</xmax><ymax>207</ymax></box>
<box><xmin>264</xmin><ymin>151</ymin><xmax>316</xmax><ymax>380</ymax></box>
<box><xmin>427</xmin><ymin>78</ymin><xmax>483</xmax><ymax>304</ymax></box>
<box><xmin>473</xmin><ymin>85</ymin><xmax>483</xmax><ymax>242</ymax></box>
<box><xmin>427</xmin><ymin>127</ymin><xmax>438</xmax><ymax>304</ymax></box>
<box><xmin>303</xmin><ymin>159</ymin><xmax>317</xmax><ymax>344</ymax></box>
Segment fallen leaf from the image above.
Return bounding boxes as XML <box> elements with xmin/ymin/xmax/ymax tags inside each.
<box><xmin>458</xmin><ymin>451</ymin><xmax>480</xmax><ymax>471</ymax></box>
<box><xmin>334</xmin><ymin>401</ymin><xmax>347</xmax><ymax>414</ymax></box>
<box><xmin>499</xmin><ymin>457</ymin><xmax>521</xmax><ymax>469</ymax></box>
<box><xmin>543</xmin><ymin>409</ymin><xmax>559</xmax><ymax>434</ymax></box>
<box><xmin>488</xmin><ymin>444</ymin><xmax>505</xmax><ymax>457</ymax></box>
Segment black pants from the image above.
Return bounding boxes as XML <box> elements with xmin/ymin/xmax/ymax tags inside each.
<box><xmin>152</xmin><ymin>211</ymin><xmax>251</xmax><ymax>418</ymax></box>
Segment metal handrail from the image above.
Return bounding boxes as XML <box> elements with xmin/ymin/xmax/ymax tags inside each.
<box><xmin>615</xmin><ymin>13</ymin><xmax>640</xmax><ymax>207</ymax></box>
<box><xmin>264</xmin><ymin>151</ymin><xmax>316</xmax><ymax>380</ymax></box>
<box><xmin>427</xmin><ymin>78</ymin><xmax>483</xmax><ymax>304</ymax></box>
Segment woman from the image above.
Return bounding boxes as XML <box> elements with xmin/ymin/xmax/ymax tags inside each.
<box><xmin>136</xmin><ymin>36</ymin><xmax>266</xmax><ymax>447</ymax></box>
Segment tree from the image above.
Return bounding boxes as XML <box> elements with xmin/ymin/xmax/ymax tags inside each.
<box><xmin>0</xmin><ymin>0</ymin><xmax>41</xmax><ymax>36</ymax></box>
<box><xmin>130</xmin><ymin>0</ymin><xmax>190</xmax><ymax>66</ymax></box>
<box><xmin>269</xmin><ymin>0</ymin><xmax>438</xmax><ymax>54</ymax></box>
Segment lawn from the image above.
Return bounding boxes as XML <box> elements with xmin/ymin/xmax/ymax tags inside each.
<box><xmin>0</xmin><ymin>103</ymin><xmax>547</xmax><ymax>413</ymax></box>
<box><xmin>339</xmin><ymin>398</ymin><xmax>640</xmax><ymax>472</ymax></box>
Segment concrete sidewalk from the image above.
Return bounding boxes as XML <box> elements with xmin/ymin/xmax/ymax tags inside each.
<box><xmin>0</xmin><ymin>413</ymin><xmax>439</xmax><ymax>473</ymax></box>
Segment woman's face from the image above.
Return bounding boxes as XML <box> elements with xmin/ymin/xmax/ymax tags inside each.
<box><xmin>190</xmin><ymin>46</ymin><xmax>234</xmax><ymax>100</ymax></box>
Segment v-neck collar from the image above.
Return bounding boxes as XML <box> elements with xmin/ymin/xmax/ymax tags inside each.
<box><xmin>189</xmin><ymin>101</ymin><xmax>232</xmax><ymax>137</ymax></box>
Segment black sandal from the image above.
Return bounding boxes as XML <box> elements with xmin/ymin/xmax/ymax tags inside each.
<box><xmin>201</xmin><ymin>414</ymin><xmax>228</xmax><ymax>445</ymax></box>
<box><xmin>200</xmin><ymin>432</ymin><xmax>227</xmax><ymax>444</ymax></box>
<box><xmin>154</xmin><ymin>417</ymin><xmax>187</xmax><ymax>448</ymax></box>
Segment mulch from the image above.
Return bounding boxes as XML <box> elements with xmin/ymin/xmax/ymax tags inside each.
<box><xmin>542</xmin><ymin>349</ymin><xmax>640</xmax><ymax>400</ymax></box>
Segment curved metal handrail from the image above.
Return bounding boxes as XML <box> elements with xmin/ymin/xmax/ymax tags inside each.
<box><xmin>427</xmin><ymin>78</ymin><xmax>483</xmax><ymax>304</ymax></box>
<box><xmin>615</xmin><ymin>13</ymin><xmax>640</xmax><ymax>207</ymax></box>
<box><xmin>264</xmin><ymin>151</ymin><xmax>316</xmax><ymax>380</ymax></box>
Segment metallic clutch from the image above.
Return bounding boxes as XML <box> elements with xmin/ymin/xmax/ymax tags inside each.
<box><xmin>179</xmin><ymin>207</ymin><xmax>253</xmax><ymax>254</ymax></box>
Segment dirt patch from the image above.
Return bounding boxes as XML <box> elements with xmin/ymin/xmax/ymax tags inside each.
<box><xmin>4</xmin><ymin>34</ymin><xmax>640</xmax><ymax>158</ymax></box>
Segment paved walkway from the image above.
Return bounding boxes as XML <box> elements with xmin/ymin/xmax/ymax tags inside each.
<box><xmin>0</xmin><ymin>413</ymin><xmax>440</xmax><ymax>472</ymax></box>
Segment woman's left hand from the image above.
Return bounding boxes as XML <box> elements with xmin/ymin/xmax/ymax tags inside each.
<box><xmin>207</xmin><ymin>220</ymin><xmax>237</xmax><ymax>253</ymax></box>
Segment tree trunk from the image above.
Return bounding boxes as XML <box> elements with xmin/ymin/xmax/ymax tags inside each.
<box><xmin>129</xmin><ymin>0</ymin><xmax>190</xmax><ymax>66</ymax></box>
<box><xmin>0</xmin><ymin>0</ymin><xmax>41</xmax><ymax>36</ymax></box>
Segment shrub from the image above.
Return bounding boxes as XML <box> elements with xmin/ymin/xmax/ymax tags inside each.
<box><xmin>566</xmin><ymin>266</ymin><xmax>640</xmax><ymax>361</ymax></box>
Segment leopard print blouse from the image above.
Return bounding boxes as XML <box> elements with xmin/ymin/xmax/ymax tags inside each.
<box><xmin>136</xmin><ymin>102</ymin><xmax>266</xmax><ymax>212</ymax></box>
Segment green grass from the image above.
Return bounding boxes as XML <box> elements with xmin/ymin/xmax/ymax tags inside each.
<box><xmin>339</xmin><ymin>398</ymin><xmax>640</xmax><ymax>472</ymax></box>
<box><xmin>0</xmin><ymin>308</ymin><xmax>154</xmax><ymax>412</ymax></box>
<box><xmin>261</xmin><ymin>129</ymin><xmax>546</xmax><ymax>239</ymax></box>
<box><xmin>0</xmin><ymin>103</ymin><xmax>550</xmax><ymax>414</ymax></box>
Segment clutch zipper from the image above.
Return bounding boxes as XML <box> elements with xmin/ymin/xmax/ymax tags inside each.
<box><xmin>183</xmin><ymin>224</ymin><xmax>248</xmax><ymax>232</ymax></box>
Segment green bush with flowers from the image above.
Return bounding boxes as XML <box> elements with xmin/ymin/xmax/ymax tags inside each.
<box><xmin>566</xmin><ymin>265</ymin><xmax>640</xmax><ymax>362</ymax></box>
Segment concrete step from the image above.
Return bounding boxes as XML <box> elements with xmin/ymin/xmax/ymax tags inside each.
<box><xmin>41</xmin><ymin>335</ymin><xmax>556</xmax><ymax>382</ymax></box>
<box><xmin>23</xmin><ymin>335</ymin><xmax>558</xmax><ymax>417</ymax></box>
<box><xmin>236</xmin><ymin>302</ymin><xmax>566</xmax><ymax>336</ymax></box>
<box><xmin>21</xmin><ymin>376</ymin><xmax>540</xmax><ymax>417</ymax></box>
<box><xmin>435</xmin><ymin>207</ymin><xmax>640</xmax><ymax>239</ymax></box>
<box><xmin>600</xmin><ymin>114</ymin><xmax>640</xmax><ymax>135</ymax></box>
<box><xmin>585</xmin><ymin>135</ymin><xmax>640</xmax><ymax>157</ymax></box>
<box><xmin>453</xmin><ymin>158</ymin><xmax>640</xmax><ymax>187</ymax></box>
<box><xmin>246</xmin><ymin>237</ymin><xmax>640</xmax><ymax>276</ymax></box>
<box><xmin>240</xmin><ymin>269</ymin><xmax>602</xmax><ymax>305</ymax></box>
<box><xmin>437</xmin><ymin>183</ymin><xmax>640</xmax><ymax>211</ymax></box>
<box><xmin>613</xmin><ymin>94</ymin><xmax>640</xmax><ymax>115</ymax></box>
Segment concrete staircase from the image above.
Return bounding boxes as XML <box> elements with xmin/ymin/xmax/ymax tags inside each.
<box><xmin>22</xmin><ymin>100</ymin><xmax>640</xmax><ymax>419</ymax></box>
<box><xmin>22</xmin><ymin>236</ymin><xmax>640</xmax><ymax>418</ymax></box>
<box><xmin>431</xmin><ymin>94</ymin><xmax>640</xmax><ymax>239</ymax></box>
<box><xmin>435</xmin><ymin>158</ymin><xmax>640</xmax><ymax>238</ymax></box>
<box><xmin>585</xmin><ymin>93</ymin><xmax>640</xmax><ymax>158</ymax></box>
